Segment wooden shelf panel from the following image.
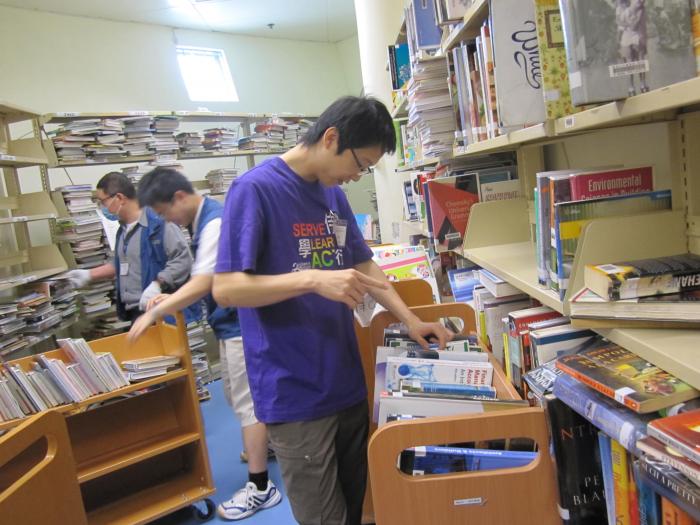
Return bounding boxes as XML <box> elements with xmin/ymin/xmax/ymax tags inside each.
<box><xmin>554</xmin><ymin>76</ymin><xmax>700</xmax><ymax>135</ymax></box>
<box><xmin>86</xmin><ymin>473</ymin><xmax>214</xmax><ymax>525</ymax></box>
<box><xmin>77</xmin><ymin>431</ymin><xmax>200</xmax><ymax>483</ymax></box>
<box><xmin>0</xmin><ymin>153</ymin><xmax>48</xmax><ymax>167</ymax></box>
<box><xmin>464</xmin><ymin>241</ymin><xmax>564</xmax><ymax>313</ymax></box>
<box><xmin>595</xmin><ymin>328</ymin><xmax>700</xmax><ymax>391</ymax></box>
<box><xmin>441</xmin><ymin>0</ymin><xmax>489</xmax><ymax>52</ymax></box>
<box><xmin>0</xmin><ymin>369</ymin><xmax>189</xmax><ymax>432</ymax></box>
<box><xmin>454</xmin><ymin>122</ymin><xmax>553</xmax><ymax>158</ymax></box>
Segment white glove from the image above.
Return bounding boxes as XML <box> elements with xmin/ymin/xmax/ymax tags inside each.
<box><xmin>139</xmin><ymin>281</ymin><xmax>162</xmax><ymax>311</ymax></box>
<box><xmin>65</xmin><ymin>269</ymin><xmax>92</xmax><ymax>289</ymax></box>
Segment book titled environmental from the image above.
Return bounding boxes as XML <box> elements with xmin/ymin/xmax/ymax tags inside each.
<box><xmin>556</xmin><ymin>343</ymin><xmax>699</xmax><ymax>413</ymax></box>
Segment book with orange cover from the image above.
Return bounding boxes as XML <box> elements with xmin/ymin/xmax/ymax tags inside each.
<box><xmin>647</xmin><ymin>409</ymin><xmax>700</xmax><ymax>465</ymax></box>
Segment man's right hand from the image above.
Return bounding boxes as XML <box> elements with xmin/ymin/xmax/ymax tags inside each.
<box><xmin>65</xmin><ymin>269</ymin><xmax>92</xmax><ymax>289</ymax></box>
<box><xmin>309</xmin><ymin>269</ymin><xmax>388</xmax><ymax>309</ymax></box>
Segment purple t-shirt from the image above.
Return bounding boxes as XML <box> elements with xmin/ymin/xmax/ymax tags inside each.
<box><xmin>215</xmin><ymin>157</ymin><xmax>373</xmax><ymax>423</ymax></box>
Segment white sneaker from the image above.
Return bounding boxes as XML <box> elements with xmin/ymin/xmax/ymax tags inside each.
<box><xmin>217</xmin><ymin>480</ymin><xmax>282</xmax><ymax>521</ymax></box>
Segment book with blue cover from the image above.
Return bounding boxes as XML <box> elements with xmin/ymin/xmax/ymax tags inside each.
<box><xmin>447</xmin><ymin>267</ymin><xmax>480</xmax><ymax>302</ymax></box>
<box><xmin>552</xmin><ymin>372</ymin><xmax>654</xmax><ymax>456</ymax></box>
<box><xmin>597</xmin><ymin>432</ymin><xmax>616</xmax><ymax>525</ymax></box>
<box><xmin>401</xmin><ymin>445</ymin><xmax>537</xmax><ymax>475</ymax></box>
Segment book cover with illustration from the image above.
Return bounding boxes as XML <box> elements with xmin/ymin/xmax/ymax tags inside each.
<box><xmin>559</xmin><ymin>0</ymin><xmax>696</xmax><ymax>106</ymax></box>
<box><xmin>556</xmin><ymin>342</ymin><xmax>699</xmax><ymax>413</ymax></box>
<box><xmin>552</xmin><ymin>189</ymin><xmax>672</xmax><ymax>298</ymax></box>
<box><xmin>647</xmin><ymin>409</ymin><xmax>700</xmax><ymax>465</ymax></box>
<box><xmin>490</xmin><ymin>0</ymin><xmax>547</xmax><ymax>128</ymax></box>
<box><xmin>426</xmin><ymin>176</ymin><xmax>480</xmax><ymax>254</ymax></box>
<box><xmin>534</xmin><ymin>0</ymin><xmax>582</xmax><ymax>119</ymax></box>
<box><xmin>584</xmin><ymin>253</ymin><xmax>700</xmax><ymax>301</ymax></box>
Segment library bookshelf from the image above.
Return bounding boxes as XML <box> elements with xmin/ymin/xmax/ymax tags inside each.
<box><xmin>0</xmin><ymin>315</ymin><xmax>215</xmax><ymax>525</ymax></box>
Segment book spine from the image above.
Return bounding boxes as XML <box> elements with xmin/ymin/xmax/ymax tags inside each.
<box><xmin>646</xmin><ymin>425</ymin><xmax>700</xmax><ymax>467</ymax></box>
<box><xmin>661</xmin><ymin>498</ymin><xmax>696</xmax><ymax>525</ymax></box>
<box><xmin>638</xmin><ymin>459</ymin><xmax>700</xmax><ymax>522</ymax></box>
<box><xmin>633</xmin><ymin>460</ymin><xmax>661</xmax><ymax>525</ymax></box>
<box><xmin>628</xmin><ymin>459</ymin><xmax>640</xmax><ymax>525</ymax></box>
<box><xmin>611</xmin><ymin>439</ymin><xmax>631</xmax><ymax>525</ymax></box>
<box><xmin>598</xmin><ymin>432</ymin><xmax>617</xmax><ymax>525</ymax></box>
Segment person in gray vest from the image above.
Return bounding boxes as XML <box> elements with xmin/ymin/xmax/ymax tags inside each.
<box><xmin>64</xmin><ymin>172</ymin><xmax>199</xmax><ymax>324</ymax></box>
<box><xmin>128</xmin><ymin>167</ymin><xmax>281</xmax><ymax>521</ymax></box>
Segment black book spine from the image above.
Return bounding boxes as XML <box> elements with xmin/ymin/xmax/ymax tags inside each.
<box><xmin>544</xmin><ymin>396</ymin><xmax>608</xmax><ymax>524</ymax></box>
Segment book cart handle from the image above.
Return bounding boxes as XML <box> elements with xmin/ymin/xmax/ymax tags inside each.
<box><xmin>368</xmin><ymin>407</ymin><xmax>559</xmax><ymax>525</ymax></box>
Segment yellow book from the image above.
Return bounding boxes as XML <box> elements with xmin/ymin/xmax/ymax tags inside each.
<box><xmin>611</xmin><ymin>439</ymin><xmax>630</xmax><ymax>525</ymax></box>
<box><xmin>502</xmin><ymin>332</ymin><xmax>511</xmax><ymax>383</ymax></box>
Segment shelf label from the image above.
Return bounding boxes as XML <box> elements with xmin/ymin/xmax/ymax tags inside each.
<box><xmin>0</xmin><ymin>154</ymin><xmax>17</xmax><ymax>161</ymax></box>
<box><xmin>564</xmin><ymin>116</ymin><xmax>575</xmax><ymax>129</ymax></box>
<box><xmin>128</xmin><ymin>110</ymin><xmax>150</xmax><ymax>116</ymax></box>
<box><xmin>454</xmin><ymin>498</ymin><xmax>485</xmax><ymax>507</ymax></box>
<box><xmin>56</xmin><ymin>112</ymin><xmax>79</xmax><ymax>117</ymax></box>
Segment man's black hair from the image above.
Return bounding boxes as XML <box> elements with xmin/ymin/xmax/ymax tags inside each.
<box><xmin>137</xmin><ymin>167</ymin><xmax>195</xmax><ymax>208</ymax></box>
<box><xmin>96</xmin><ymin>171</ymin><xmax>136</xmax><ymax>200</ymax></box>
<box><xmin>301</xmin><ymin>96</ymin><xmax>396</xmax><ymax>155</ymax></box>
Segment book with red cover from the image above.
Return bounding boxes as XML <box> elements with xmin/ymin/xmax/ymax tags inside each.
<box><xmin>556</xmin><ymin>342</ymin><xmax>699</xmax><ymax>413</ymax></box>
<box><xmin>426</xmin><ymin>176</ymin><xmax>479</xmax><ymax>255</ymax></box>
<box><xmin>636</xmin><ymin>436</ymin><xmax>700</xmax><ymax>485</ymax></box>
<box><xmin>647</xmin><ymin>409</ymin><xmax>700</xmax><ymax>466</ymax></box>
<box><xmin>569</xmin><ymin>166</ymin><xmax>654</xmax><ymax>201</ymax></box>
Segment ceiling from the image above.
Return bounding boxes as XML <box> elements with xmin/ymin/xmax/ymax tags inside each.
<box><xmin>0</xmin><ymin>0</ymin><xmax>358</xmax><ymax>43</ymax></box>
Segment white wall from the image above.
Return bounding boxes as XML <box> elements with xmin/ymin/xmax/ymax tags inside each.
<box><xmin>354</xmin><ymin>0</ymin><xmax>406</xmax><ymax>243</ymax></box>
<box><xmin>0</xmin><ymin>5</ymin><xmax>363</xmax><ymax>189</ymax></box>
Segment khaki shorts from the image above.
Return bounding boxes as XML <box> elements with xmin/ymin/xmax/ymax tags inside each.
<box><xmin>219</xmin><ymin>336</ymin><xmax>258</xmax><ymax>428</ymax></box>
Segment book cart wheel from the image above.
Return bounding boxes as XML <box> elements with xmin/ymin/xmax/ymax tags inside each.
<box><xmin>191</xmin><ymin>498</ymin><xmax>216</xmax><ymax>522</ymax></box>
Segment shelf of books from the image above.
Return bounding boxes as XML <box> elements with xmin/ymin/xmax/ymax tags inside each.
<box><xmin>441</xmin><ymin>0</ymin><xmax>488</xmax><ymax>53</ymax></box>
<box><xmin>0</xmin><ymin>153</ymin><xmax>48</xmax><ymax>167</ymax></box>
<box><xmin>0</xmin><ymin>245</ymin><xmax>68</xmax><ymax>293</ymax></box>
<box><xmin>453</xmin><ymin>122</ymin><xmax>553</xmax><ymax>158</ymax></box>
<box><xmin>0</xmin><ymin>319</ymin><xmax>215</xmax><ymax>525</ymax></box>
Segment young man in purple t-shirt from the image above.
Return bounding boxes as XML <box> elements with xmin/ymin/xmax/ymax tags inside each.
<box><xmin>213</xmin><ymin>96</ymin><xmax>451</xmax><ymax>524</ymax></box>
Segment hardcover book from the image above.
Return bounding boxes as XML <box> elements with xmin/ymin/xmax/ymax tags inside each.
<box><xmin>426</xmin><ymin>176</ymin><xmax>480</xmax><ymax>254</ymax></box>
<box><xmin>402</xmin><ymin>445</ymin><xmax>536</xmax><ymax>475</ymax></box>
<box><xmin>637</xmin><ymin>456</ymin><xmax>700</xmax><ymax>521</ymax></box>
<box><xmin>636</xmin><ymin>436</ymin><xmax>700</xmax><ymax>487</ymax></box>
<box><xmin>544</xmin><ymin>395</ymin><xmax>608</xmax><ymax>523</ymax></box>
<box><xmin>553</xmin><ymin>371</ymin><xmax>654</xmax><ymax>457</ymax></box>
<box><xmin>584</xmin><ymin>253</ymin><xmax>700</xmax><ymax>300</ymax></box>
<box><xmin>559</xmin><ymin>0</ymin><xmax>696</xmax><ymax>106</ymax></box>
<box><xmin>556</xmin><ymin>342</ymin><xmax>699</xmax><ymax>413</ymax></box>
<box><xmin>568</xmin><ymin>165</ymin><xmax>653</xmax><ymax>201</ymax></box>
<box><xmin>647</xmin><ymin>409</ymin><xmax>700</xmax><ymax>465</ymax></box>
<box><xmin>490</xmin><ymin>0</ymin><xmax>547</xmax><ymax>128</ymax></box>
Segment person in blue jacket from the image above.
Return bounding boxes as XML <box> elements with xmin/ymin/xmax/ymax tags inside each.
<box><xmin>128</xmin><ymin>167</ymin><xmax>281</xmax><ymax>522</ymax></box>
<box><xmin>64</xmin><ymin>171</ymin><xmax>199</xmax><ymax>325</ymax></box>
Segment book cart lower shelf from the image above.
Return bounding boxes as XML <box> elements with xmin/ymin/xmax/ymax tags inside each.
<box><xmin>0</xmin><ymin>316</ymin><xmax>215</xmax><ymax>525</ymax></box>
<box><xmin>363</xmin><ymin>302</ymin><xmax>560</xmax><ymax>525</ymax></box>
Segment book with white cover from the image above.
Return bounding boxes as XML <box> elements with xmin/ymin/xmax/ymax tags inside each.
<box><xmin>490</xmin><ymin>0</ymin><xmax>547</xmax><ymax>129</ymax></box>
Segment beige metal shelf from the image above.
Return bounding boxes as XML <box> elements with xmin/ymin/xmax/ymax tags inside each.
<box><xmin>395</xmin><ymin>156</ymin><xmax>443</xmax><ymax>172</ymax></box>
<box><xmin>41</xmin><ymin>111</ymin><xmax>172</xmax><ymax>125</ymax></box>
<box><xmin>441</xmin><ymin>0</ymin><xmax>489</xmax><ymax>53</ymax></box>
<box><xmin>454</xmin><ymin>122</ymin><xmax>553</xmax><ymax>158</ymax></box>
<box><xmin>0</xmin><ymin>213</ymin><xmax>56</xmax><ymax>224</ymax></box>
<box><xmin>465</xmin><ymin>241</ymin><xmax>565</xmax><ymax>313</ymax></box>
<box><xmin>0</xmin><ymin>153</ymin><xmax>48</xmax><ymax>167</ymax></box>
<box><xmin>554</xmin><ymin>76</ymin><xmax>700</xmax><ymax>135</ymax></box>
<box><xmin>391</xmin><ymin>95</ymin><xmax>408</xmax><ymax>119</ymax></box>
<box><xmin>0</xmin><ymin>101</ymin><xmax>41</xmax><ymax>123</ymax></box>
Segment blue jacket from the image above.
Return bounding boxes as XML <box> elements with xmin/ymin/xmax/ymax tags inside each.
<box><xmin>115</xmin><ymin>207</ymin><xmax>202</xmax><ymax>325</ymax></box>
<box><xmin>193</xmin><ymin>197</ymin><xmax>240</xmax><ymax>340</ymax></box>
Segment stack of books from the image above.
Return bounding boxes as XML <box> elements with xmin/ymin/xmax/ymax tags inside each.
<box><xmin>151</xmin><ymin>116</ymin><xmax>180</xmax><ymax>156</ymax></box>
<box><xmin>202</xmin><ymin>128</ymin><xmax>238</xmax><ymax>151</ymax></box>
<box><xmin>120</xmin><ymin>165</ymin><xmax>149</xmax><ymax>187</ymax></box>
<box><xmin>50</xmin><ymin>119</ymin><xmax>125</xmax><ymax>162</ymax></box>
<box><xmin>406</xmin><ymin>59</ymin><xmax>456</xmax><ymax>159</ymax></box>
<box><xmin>121</xmin><ymin>116</ymin><xmax>155</xmax><ymax>156</ymax></box>
<box><xmin>0</xmin><ymin>338</ymin><xmax>129</xmax><ymax>423</ymax></box>
<box><xmin>120</xmin><ymin>355</ymin><xmax>181</xmax><ymax>382</ymax></box>
<box><xmin>569</xmin><ymin>253</ymin><xmax>700</xmax><ymax>329</ymax></box>
<box><xmin>0</xmin><ymin>303</ymin><xmax>28</xmax><ymax>357</ymax></box>
<box><xmin>175</xmin><ymin>131</ymin><xmax>205</xmax><ymax>154</ymax></box>
<box><xmin>205</xmin><ymin>168</ymin><xmax>238</xmax><ymax>194</ymax></box>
